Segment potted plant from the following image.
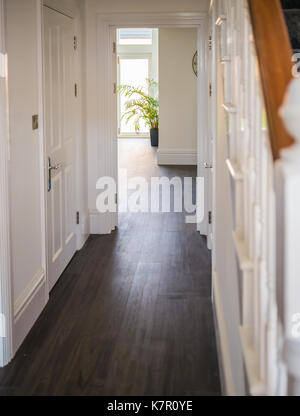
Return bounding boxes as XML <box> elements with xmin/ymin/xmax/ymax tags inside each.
<box><xmin>118</xmin><ymin>79</ymin><xmax>159</xmax><ymax>147</ymax></box>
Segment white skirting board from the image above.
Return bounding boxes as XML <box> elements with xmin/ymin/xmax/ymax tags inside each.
<box><xmin>13</xmin><ymin>268</ymin><xmax>48</xmax><ymax>354</ymax></box>
<box><xmin>157</xmin><ymin>149</ymin><xmax>197</xmax><ymax>166</ymax></box>
<box><xmin>77</xmin><ymin>213</ymin><xmax>90</xmax><ymax>250</ymax></box>
<box><xmin>212</xmin><ymin>269</ymin><xmax>236</xmax><ymax>396</ymax></box>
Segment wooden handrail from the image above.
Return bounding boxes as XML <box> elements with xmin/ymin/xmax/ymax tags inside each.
<box><xmin>248</xmin><ymin>0</ymin><xmax>295</xmax><ymax>160</ymax></box>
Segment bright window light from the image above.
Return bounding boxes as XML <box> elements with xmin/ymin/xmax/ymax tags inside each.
<box><xmin>118</xmin><ymin>29</ymin><xmax>153</xmax><ymax>45</ymax></box>
<box><xmin>119</xmin><ymin>59</ymin><xmax>150</xmax><ymax>134</ymax></box>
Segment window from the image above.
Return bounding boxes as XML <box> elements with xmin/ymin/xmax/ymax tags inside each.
<box><xmin>118</xmin><ymin>29</ymin><xmax>153</xmax><ymax>45</ymax></box>
<box><xmin>118</xmin><ymin>58</ymin><xmax>150</xmax><ymax>135</ymax></box>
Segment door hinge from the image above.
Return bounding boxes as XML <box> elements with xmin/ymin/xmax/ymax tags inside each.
<box><xmin>74</xmin><ymin>36</ymin><xmax>78</xmax><ymax>51</ymax></box>
<box><xmin>75</xmin><ymin>83</ymin><xmax>78</xmax><ymax>97</ymax></box>
<box><xmin>208</xmin><ymin>35</ymin><xmax>212</xmax><ymax>50</ymax></box>
<box><xmin>113</xmin><ymin>41</ymin><xmax>116</xmax><ymax>54</ymax></box>
<box><xmin>208</xmin><ymin>211</ymin><xmax>212</xmax><ymax>225</ymax></box>
<box><xmin>117</xmin><ymin>56</ymin><xmax>120</xmax><ymax>65</ymax></box>
<box><xmin>76</xmin><ymin>212</ymin><xmax>80</xmax><ymax>225</ymax></box>
<box><xmin>118</xmin><ymin>127</ymin><xmax>121</xmax><ymax>135</ymax></box>
<box><xmin>209</xmin><ymin>83</ymin><xmax>212</xmax><ymax>97</ymax></box>
<box><xmin>115</xmin><ymin>193</ymin><xmax>118</xmax><ymax>205</ymax></box>
<box><xmin>113</xmin><ymin>82</ymin><xmax>117</xmax><ymax>94</ymax></box>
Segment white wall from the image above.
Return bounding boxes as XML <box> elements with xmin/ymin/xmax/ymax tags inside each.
<box><xmin>158</xmin><ymin>28</ymin><xmax>198</xmax><ymax>165</ymax></box>
<box><xmin>5</xmin><ymin>0</ymin><xmax>87</xmax><ymax>356</ymax></box>
<box><xmin>5</xmin><ymin>0</ymin><xmax>48</xmax><ymax>352</ymax></box>
<box><xmin>6</xmin><ymin>0</ymin><xmax>42</xmax><ymax>303</ymax></box>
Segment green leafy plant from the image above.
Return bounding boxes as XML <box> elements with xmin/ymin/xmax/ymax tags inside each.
<box><xmin>118</xmin><ymin>79</ymin><xmax>159</xmax><ymax>132</ymax></box>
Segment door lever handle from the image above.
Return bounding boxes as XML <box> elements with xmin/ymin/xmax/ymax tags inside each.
<box><xmin>48</xmin><ymin>157</ymin><xmax>62</xmax><ymax>192</ymax></box>
<box><xmin>49</xmin><ymin>163</ymin><xmax>62</xmax><ymax>171</ymax></box>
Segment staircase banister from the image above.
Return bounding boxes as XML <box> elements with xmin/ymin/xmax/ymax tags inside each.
<box><xmin>248</xmin><ymin>0</ymin><xmax>295</xmax><ymax>160</ymax></box>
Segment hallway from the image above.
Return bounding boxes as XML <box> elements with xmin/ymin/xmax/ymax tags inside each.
<box><xmin>0</xmin><ymin>139</ymin><xmax>221</xmax><ymax>396</ymax></box>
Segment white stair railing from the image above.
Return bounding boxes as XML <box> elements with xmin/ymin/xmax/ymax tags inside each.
<box><xmin>214</xmin><ymin>0</ymin><xmax>287</xmax><ymax>395</ymax></box>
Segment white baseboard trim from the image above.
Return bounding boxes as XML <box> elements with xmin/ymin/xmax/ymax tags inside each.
<box><xmin>157</xmin><ymin>149</ymin><xmax>197</xmax><ymax>166</ymax></box>
<box><xmin>13</xmin><ymin>268</ymin><xmax>48</xmax><ymax>353</ymax></box>
<box><xmin>77</xmin><ymin>213</ymin><xmax>90</xmax><ymax>250</ymax></box>
<box><xmin>89</xmin><ymin>210</ymin><xmax>116</xmax><ymax>235</ymax></box>
<box><xmin>212</xmin><ymin>269</ymin><xmax>236</xmax><ymax>396</ymax></box>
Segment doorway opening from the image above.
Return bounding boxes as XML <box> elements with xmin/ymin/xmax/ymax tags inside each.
<box><xmin>115</xmin><ymin>27</ymin><xmax>202</xmax><ymax>231</ymax></box>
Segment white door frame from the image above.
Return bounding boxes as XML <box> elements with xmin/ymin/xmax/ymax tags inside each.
<box><xmin>210</xmin><ymin>3</ymin><xmax>218</xmax><ymax>270</ymax></box>
<box><xmin>202</xmin><ymin>7</ymin><xmax>214</xmax><ymax>250</ymax></box>
<box><xmin>94</xmin><ymin>12</ymin><xmax>209</xmax><ymax>234</ymax></box>
<box><xmin>0</xmin><ymin>0</ymin><xmax>13</xmax><ymax>367</ymax></box>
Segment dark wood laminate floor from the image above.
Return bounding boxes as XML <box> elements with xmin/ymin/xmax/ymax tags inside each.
<box><xmin>0</xmin><ymin>139</ymin><xmax>221</xmax><ymax>396</ymax></box>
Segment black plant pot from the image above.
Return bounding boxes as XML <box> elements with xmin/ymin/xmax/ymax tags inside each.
<box><xmin>150</xmin><ymin>128</ymin><xmax>159</xmax><ymax>147</ymax></box>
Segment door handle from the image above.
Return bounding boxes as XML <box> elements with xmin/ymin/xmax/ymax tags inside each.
<box><xmin>49</xmin><ymin>163</ymin><xmax>62</xmax><ymax>171</ymax></box>
<box><xmin>48</xmin><ymin>157</ymin><xmax>62</xmax><ymax>192</ymax></box>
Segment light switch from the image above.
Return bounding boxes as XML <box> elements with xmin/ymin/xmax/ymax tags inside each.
<box><xmin>32</xmin><ymin>115</ymin><xmax>39</xmax><ymax>130</ymax></box>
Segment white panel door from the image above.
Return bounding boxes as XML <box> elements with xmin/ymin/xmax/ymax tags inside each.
<box><xmin>44</xmin><ymin>7</ymin><xmax>76</xmax><ymax>291</ymax></box>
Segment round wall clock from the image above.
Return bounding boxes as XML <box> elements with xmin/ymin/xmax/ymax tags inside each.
<box><xmin>192</xmin><ymin>51</ymin><xmax>198</xmax><ymax>77</ymax></box>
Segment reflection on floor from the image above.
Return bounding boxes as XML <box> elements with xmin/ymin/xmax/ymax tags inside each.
<box><xmin>0</xmin><ymin>138</ymin><xmax>221</xmax><ymax>396</ymax></box>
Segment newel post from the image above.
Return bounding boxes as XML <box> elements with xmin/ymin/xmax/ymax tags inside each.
<box><xmin>277</xmin><ymin>77</ymin><xmax>300</xmax><ymax>395</ymax></box>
